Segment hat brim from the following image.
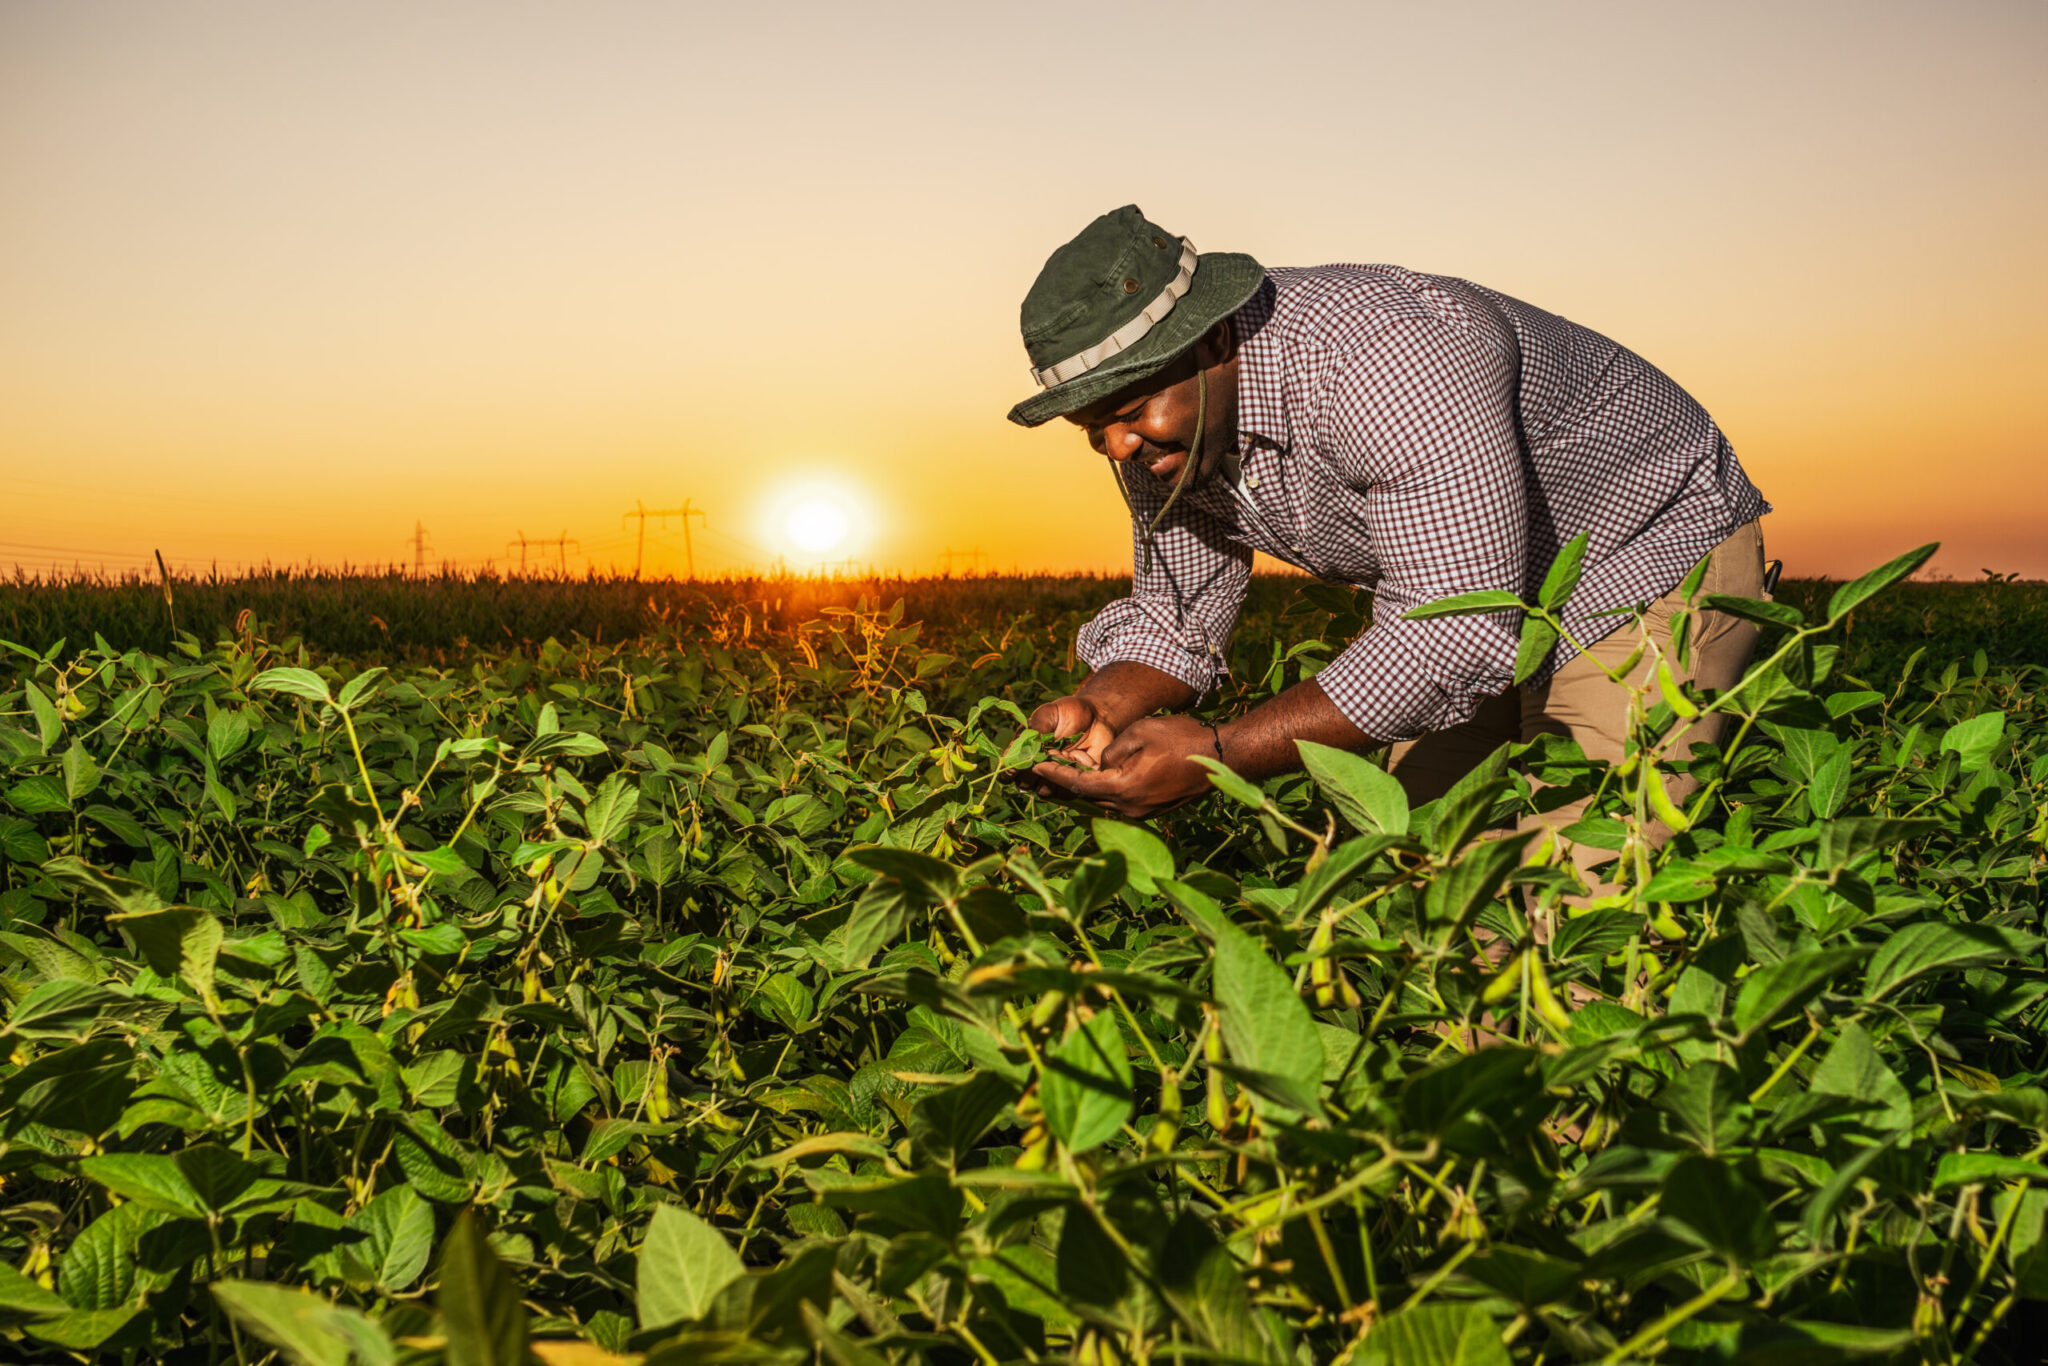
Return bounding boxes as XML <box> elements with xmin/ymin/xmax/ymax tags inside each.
<box><xmin>1006</xmin><ymin>253</ymin><xmax>1266</xmax><ymax>428</ymax></box>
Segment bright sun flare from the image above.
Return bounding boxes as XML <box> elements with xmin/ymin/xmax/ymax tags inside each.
<box><xmin>784</xmin><ymin>498</ymin><xmax>851</xmax><ymax>556</ymax></box>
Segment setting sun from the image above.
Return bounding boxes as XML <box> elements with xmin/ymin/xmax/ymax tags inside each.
<box><xmin>784</xmin><ymin>498</ymin><xmax>851</xmax><ymax>556</ymax></box>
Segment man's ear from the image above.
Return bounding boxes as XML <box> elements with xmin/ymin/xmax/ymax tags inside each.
<box><xmin>1192</xmin><ymin>319</ymin><xmax>1235</xmax><ymax>369</ymax></box>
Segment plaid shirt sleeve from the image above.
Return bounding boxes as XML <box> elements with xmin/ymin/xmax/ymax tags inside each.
<box><xmin>1074</xmin><ymin>465</ymin><xmax>1252</xmax><ymax>695</ymax></box>
<box><xmin>1309</xmin><ymin>317</ymin><xmax>1527</xmax><ymax>741</ymax></box>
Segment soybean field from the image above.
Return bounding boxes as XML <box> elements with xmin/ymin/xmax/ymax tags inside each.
<box><xmin>0</xmin><ymin>557</ymin><xmax>2045</xmax><ymax>1365</ymax></box>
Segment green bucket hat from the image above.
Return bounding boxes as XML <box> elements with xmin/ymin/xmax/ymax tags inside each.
<box><xmin>1007</xmin><ymin>205</ymin><xmax>1265</xmax><ymax>428</ymax></box>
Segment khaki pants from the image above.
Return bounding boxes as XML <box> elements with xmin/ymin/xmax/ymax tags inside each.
<box><xmin>1388</xmin><ymin>521</ymin><xmax>1768</xmax><ymax>893</ymax></box>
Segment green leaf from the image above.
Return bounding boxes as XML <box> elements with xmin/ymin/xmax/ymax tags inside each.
<box><xmin>1091</xmin><ymin>819</ymin><xmax>1172</xmax><ymax>895</ymax></box>
<box><xmin>1296</xmin><ymin>740</ymin><xmax>1408</xmax><ymax>835</ymax></box>
<box><xmin>1656</xmin><ymin>1062</ymin><xmax>1752</xmax><ymax>1155</ymax></box>
<box><xmin>436</xmin><ymin>1212</ymin><xmax>527</xmax><ymax>1366</ymax></box>
<box><xmin>335</xmin><ymin>667</ymin><xmax>388</xmax><ymax>710</ymax></box>
<box><xmin>23</xmin><ymin>680</ymin><xmax>62</xmax><ymax>749</ymax></box>
<box><xmin>1700</xmin><ymin>593</ymin><xmax>1806</xmax><ymax>629</ymax></box>
<box><xmin>1210</xmin><ymin>913</ymin><xmax>1323</xmax><ymax>1119</ymax></box>
<box><xmin>207</xmin><ymin>707</ymin><xmax>251</xmax><ymax>763</ymax></box>
<box><xmin>1040</xmin><ymin>1009</ymin><xmax>1135</xmax><ymax>1154</ymax></box>
<box><xmin>253</xmin><ymin>667</ymin><xmax>333</xmax><ymax>706</ymax></box>
<box><xmin>212</xmin><ymin>1281</ymin><xmax>396</xmax><ymax>1366</ymax></box>
<box><xmin>77</xmin><ymin>1152</ymin><xmax>207</xmax><ymax>1219</ymax></box>
<box><xmin>1538</xmin><ymin>531</ymin><xmax>1591</xmax><ymax>612</ymax></box>
<box><xmin>1733</xmin><ymin>947</ymin><xmax>1866</xmax><ymax>1040</ymax></box>
<box><xmin>1809</xmin><ymin>1022</ymin><xmax>1913</xmax><ymax>1132</ymax></box>
<box><xmin>60</xmin><ymin>742</ymin><xmax>101</xmax><ymax>802</ymax></box>
<box><xmin>25</xmin><ymin>1307</ymin><xmax>147</xmax><ymax>1351</ymax></box>
<box><xmin>1400</xmin><ymin>590</ymin><xmax>1525</xmax><ymax>621</ymax></box>
<box><xmin>343</xmin><ymin>1186</ymin><xmax>435</xmax><ymax>1293</ymax></box>
<box><xmin>581</xmin><ymin>772</ymin><xmax>640</xmax><ymax>844</ymax></box>
<box><xmin>1808</xmin><ymin>744</ymin><xmax>1853</xmax><ymax>818</ymax></box>
<box><xmin>109</xmin><ymin>905</ymin><xmax>223</xmax><ymax>1002</ymax></box>
<box><xmin>1865</xmin><ymin>922</ymin><xmax>2039</xmax><ymax>1000</ymax></box>
<box><xmin>1192</xmin><ymin>755</ymin><xmax>1266</xmax><ymax>808</ymax></box>
<box><xmin>1934</xmin><ymin>1153</ymin><xmax>2048</xmax><ymax>1190</ymax></box>
<box><xmin>1511</xmin><ymin>613</ymin><xmax>1560</xmax><ymax>686</ymax></box>
<box><xmin>0</xmin><ymin>1261</ymin><xmax>70</xmax><ymax>1315</ymax></box>
<box><xmin>907</xmin><ymin>1071</ymin><xmax>1019</xmax><ymax>1168</ymax></box>
<box><xmin>1661</xmin><ymin>1153</ymin><xmax>1774</xmax><ymax>1262</ymax></box>
<box><xmin>1939</xmin><ymin>711</ymin><xmax>2005</xmax><ymax>773</ymax></box>
<box><xmin>638</xmin><ymin>1203</ymin><xmax>746</xmax><ymax>1331</ymax></box>
<box><xmin>1825</xmin><ymin>542</ymin><xmax>1938</xmax><ymax>623</ymax></box>
<box><xmin>1366</xmin><ymin>1302</ymin><xmax>1511</xmax><ymax>1366</ymax></box>
<box><xmin>847</xmin><ymin>845</ymin><xmax>960</xmax><ymax>905</ymax></box>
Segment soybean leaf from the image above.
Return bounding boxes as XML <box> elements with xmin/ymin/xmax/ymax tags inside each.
<box><xmin>1192</xmin><ymin>755</ymin><xmax>1266</xmax><ymax>809</ymax></box>
<box><xmin>1538</xmin><ymin>531</ymin><xmax>1591</xmax><ymax>613</ymax></box>
<box><xmin>1826</xmin><ymin>542</ymin><xmax>1939</xmax><ymax>623</ymax></box>
<box><xmin>1700</xmin><ymin>594</ymin><xmax>1806</xmax><ymax>630</ymax></box>
<box><xmin>1401</xmin><ymin>590</ymin><xmax>1525</xmax><ymax>621</ymax></box>
<box><xmin>1511</xmin><ymin>613</ymin><xmax>1560</xmax><ymax>686</ymax></box>
<box><xmin>76</xmin><ymin>1153</ymin><xmax>206</xmax><ymax>1220</ymax></box>
<box><xmin>108</xmin><ymin>906</ymin><xmax>222</xmax><ymax>1002</ymax></box>
<box><xmin>335</xmin><ymin>667</ymin><xmax>388</xmax><ymax>710</ymax></box>
<box><xmin>1662</xmin><ymin>1154</ymin><xmax>1774</xmax><ymax>1262</ymax></box>
<box><xmin>1808</xmin><ymin>745</ymin><xmax>1853</xmax><ymax>819</ymax></box>
<box><xmin>23</xmin><ymin>680</ymin><xmax>62</xmax><ymax>749</ymax></box>
<box><xmin>1041</xmin><ymin>1010</ymin><xmax>1134</xmax><ymax>1154</ymax></box>
<box><xmin>1809</xmin><ymin>1022</ymin><xmax>1913</xmax><ymax>1133</ymax></box>
<box><xmin>1733</xmin><ymin>947</ymin><xmax>1866</xmax><ymax>1040</ymax></box>
<box><xmin>253</xmin><ymin>667</ymin><xmax>333</xmax><ymax>706</ymax></box>
<box><xmin>1210</xmin><ymin>914</ymin><xmax>1324</xmax><ymax>1119</ymax></box>
<box><xmin>1655</xmin><ymin>1062</ymin><xmax>1752</xmax><ymax>1155</ymax></box>
<box><xmin>1367</xmin><ymin>1302</ymin><xmax>1511</xmax><ymax>1366</ymax></box>
<box><xmin>907</xmin><ymin>1071</ymin><xmax>1019</xmax><ymax>1168</ymax></box>
<box><xmin>1297</xmin><ymin>740</ymin><xmax>1408</xmax><ymax>836</ymax></box>
<box><xmin>1091</xmin><ymin>819</ymin><xmax>1173</xmax><ymax>895</ymax></box>
<box><xmin>343</xmin><ymin>1186</ymin><xmax>434</xmax><ymax>1293</ymax></box>
<box><xmin>212</xmin><ymin>1281</ymin><xmax>396</xmax><ymax>1366</ymax></box>
<box><xmin>1865</xmin><ymin>922</ymin><xmax>2038</xmax><ymax>1001</ymax></box>
<box><xmin>638</xmin><ymin>1203</ymin><xmax>745</xmax><ymax>1331</ymax></box>
<box><xmin>1939</xmin><ymin>712</ymin><xmax>2005</xmax><ymax>773</ymax></box>
<box><xmin>436</xmin><ymin>1212</ymin><xmax>526</xmax><ymax>1366</ymax></box>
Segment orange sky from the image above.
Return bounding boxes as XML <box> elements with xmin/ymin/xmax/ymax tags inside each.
<box><xmin>3</xmin><ymin>1</ymin><xmax>2044</xmax><ymax>581</ymax></box>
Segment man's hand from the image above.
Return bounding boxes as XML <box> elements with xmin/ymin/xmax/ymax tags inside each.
<box><xmin>1026</xmin><ymin>694</ymin><xmax>1117</xmax><ymax>770</ymax></box>
<box><xmin>1025</xmin><ymin>714</ymin><xmax>1218</xmax><ymax>819</ymax></box>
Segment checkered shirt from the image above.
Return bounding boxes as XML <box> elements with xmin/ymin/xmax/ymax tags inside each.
<box><xmin>1075</xmin><ymin>265</ymin><xmax>1771</xmax><ymax>742</ymax></box>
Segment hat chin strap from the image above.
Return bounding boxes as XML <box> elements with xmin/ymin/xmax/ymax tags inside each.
<box><xmin>1031</xmin><ymin>239</ymin><xmax>1199</xmax><ymax>389</ymax></box>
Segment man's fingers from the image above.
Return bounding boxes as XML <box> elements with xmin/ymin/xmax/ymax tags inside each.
<box><xmin>1028</xmin><ymin>696</ymin><xmax>1093</xmax><ymax>736</ymax></box>
<box><xmin>1029</xmin><ymin>760</ymin><xmax>1125</xmax><ymax>799</ymax></box>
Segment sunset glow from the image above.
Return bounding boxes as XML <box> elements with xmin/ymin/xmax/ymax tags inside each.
<box><xmin>784</xmin><ymin>498</ymin><xmax>851</xmax><ymax>558</ymax></box>
<box><xmin>0</xmin><ymin>3</ymin><xmax>2042</xmax><ymax>581</ymax></box>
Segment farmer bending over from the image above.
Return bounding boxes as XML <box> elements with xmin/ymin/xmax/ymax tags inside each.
<box><xmin>1012</xmin><ymin>206</ymin><xmax>1771</xmax><ymax>877</ymax></box>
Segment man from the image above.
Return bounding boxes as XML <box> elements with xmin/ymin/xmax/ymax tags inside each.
<box><xmin>1012</xmin><ymin>205</ymin><xmax>1770</xmax><ymax>864</ymax></box>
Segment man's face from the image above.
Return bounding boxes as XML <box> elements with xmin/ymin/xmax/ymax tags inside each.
<box><xmin>1065</xmin><ymin>329</ymin><xmax>1236</xmax><ymax>486</ymax></box>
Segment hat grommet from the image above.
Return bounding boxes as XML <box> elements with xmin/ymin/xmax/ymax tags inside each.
<box><xmin>1122</xmin><ymin>278</ymin><xmax>1140</xmax><ymax>294</ymax></box>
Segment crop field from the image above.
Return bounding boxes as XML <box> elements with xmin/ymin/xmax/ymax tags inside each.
<box><xmin>1</xmin><ymin>558</ymin><xmax>2045</xmax><ymax>1365</ymax></box>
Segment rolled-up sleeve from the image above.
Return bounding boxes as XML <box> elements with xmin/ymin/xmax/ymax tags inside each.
<box><xmin>1310</xmin><ymin>318</ymin><xmax>1527</xmax><ymax>741</ymax></box>
<box><xmin>1075</xmin><ymin>465</ymin><xmax>1251</xmax><ymax>697</ymax></box>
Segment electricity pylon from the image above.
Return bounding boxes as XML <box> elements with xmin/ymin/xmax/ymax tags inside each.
<box><xmin>621</xmin><ymin>499</ymin><xmax>705</xmax><ymax>579</ymax></box>
<box><xmin>404</xmin><ymin>521</ymin><xmax>433</xmax><ymax>576</ymax></box>
<box><xmin>936</xmin><ymin>546</ymin><xmax>987</xmax><ymax>576</ymax></box>
<box><xmin>505</xmin><ymin>530</ymin><xmax>578</xmax><ymax>575</ymax></box>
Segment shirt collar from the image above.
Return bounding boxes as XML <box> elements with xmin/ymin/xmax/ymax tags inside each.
<box><xmin>1229</xmin><ymin>276</ymin><xmax>1289</xmax><ymax>457</ymax></box>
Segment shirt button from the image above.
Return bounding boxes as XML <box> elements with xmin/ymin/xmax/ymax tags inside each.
<box><xmin>1246</xmin><ymin>475</ymin><xmax>1260</xmax><ymax>488</ymax></box>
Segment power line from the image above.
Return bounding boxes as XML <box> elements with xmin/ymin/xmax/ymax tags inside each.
<box><xmin>404</xmin><ymin>521</ymin><xmax>433</xmax><ymax>576</ymax></box>
<box><xmin>503</xmin><ymin>530</ymin><xmax>578</xmax><ymax>575</ymax></box>
<box><xmin>936</xmin><ymin>546</ymin><xmax>988</xmax><ymax>576</ymax></box>
<box><xmin>621</xmin><ymin>499</ymin><xmax>706</xmax><ymax>579</ymax></box>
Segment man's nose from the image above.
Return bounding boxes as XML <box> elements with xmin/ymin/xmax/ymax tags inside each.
<box><xmin>1098</xmin><ymin>424</ymin><xmax>1143</xmax><ymax>462</ymax></box>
